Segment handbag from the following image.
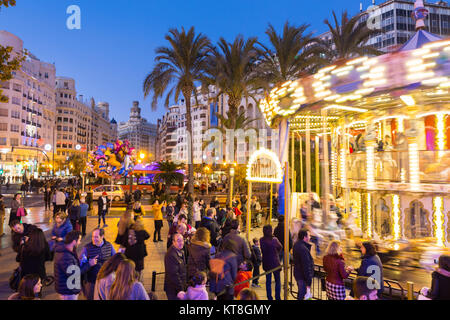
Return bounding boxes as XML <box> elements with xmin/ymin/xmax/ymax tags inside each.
<box><xmin>9</xmin><ymin>267</ymin><xmax>22</xmax><ymax>291</ymax></box>
<box><xmin>17</xmin><ymin>207</ymin><xmax>27</xmax><ymax>217</ymax></box>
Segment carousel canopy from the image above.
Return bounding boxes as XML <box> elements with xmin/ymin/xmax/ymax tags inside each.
<box><xmin>400</xmin><ymin>29</ymin><xmax>442</xmax><ymax>51</ymax></box>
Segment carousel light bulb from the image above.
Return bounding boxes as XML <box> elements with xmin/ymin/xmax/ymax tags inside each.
<box><xmin>340</xmin><ymin>147</ymin><xmax>346</xmax><ymax>188</ymax></box>
<box><xmin>400</xmin><ymin>95</ymin><xmax>415</xmax><ymax>106</ymax></box>
<box><xmin>367</xmin><ymin>193</ymin><xmax>372</xmax><ymax>238</ymax></box>
<box><xmin>433</xmin><ymin>197</ymin><xmax>445</xmax><ymax>247</ymax></box>
<box><xmin>366</xmin><ymin>143</ymin><xmax>376</xmax><ymax>190</ymax></box>
<box><xmin>436</xmin><ymin>113</ymin><xmax>446</xmax><ymax>151</ymax></box>
<box><xmin>409</xmin><ymin>142</ymin><xmax>420</xmax><ymax>191</ymax></box>
<box><xmin>392</xmin><ymin>195</ymin><xmax>401</xmax><ymax>241</ymax></box>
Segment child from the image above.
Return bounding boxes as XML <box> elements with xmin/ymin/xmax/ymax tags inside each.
<box><xmin>251</xmin><ymin>238</ymin><xmax>262</xmax><ymax>288</ymax></box>
<box><xmin>177</xmin><ymin>271</ymin><xmax>209</xmax><ymax>300</ymax></box>
<box><xmin>234</xmin><ymin>260</ymin><xmax>253</xmax><ymax>298</ymax></box>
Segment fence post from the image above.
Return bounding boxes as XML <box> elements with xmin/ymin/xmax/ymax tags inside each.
<box><xmin>407</xmin><ymin>281</ymin><xmax>414</xmax><ymax>300</ymax></box>
<box><xmin>151</xmin><ymin>271</ymin><xmax>157</xmax><ymax>292</ymax></box>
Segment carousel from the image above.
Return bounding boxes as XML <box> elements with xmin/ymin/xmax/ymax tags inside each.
<box><xmin>258</xmin><ymin>0</ymin><xmax>450</xmax><ymax>272</ymax></box>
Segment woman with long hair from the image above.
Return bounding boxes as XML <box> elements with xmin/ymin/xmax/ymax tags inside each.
<box><xmin>356</xmin><ymin>241</ymin><xmax>384</xmax><ymax>297</ymax></box>
<box><xmin>108</xmin><ymin>259</ymin><xmax>149</xmax><ymax>300</ymax></box>
<box><xmin>8</xmin><ymin>274</ymin><xmax>42</xmax><ymax>300</ymax></box>
<box><xmin>323</xmin><ymin>240</ymin><xmax>353</xmax><ymax>300</ymax></box>
<box><xmin>115</xmin><ymin>210</ymin><xmax>134</xmax><ymax>250</ymax></box>
<box><xmin>9</xmin><ymin>193</ymin><xmax>22</xmax><ymax>226</ymax></box>
<box><xmin>68</xmin><ymin>199</ymin><xmax>81</xmax><ymax>231</ymax></box>
<box><xmin>124</xmin><ymin>217</ymin><xmax>150</xmax><ymax>281</ymax></box>
<box><xmin>18</xmin><ymin>227</ymin><xmax>51</xmax><ymax>281</ymax></box>
<box><xmin>259</xmin><ymin>224</ymin><xmax>282</xmax><ymax>300</ymax></box>
<box><xmin>94</xmin><ymin>253</ymin><xmax>126</xmax><ymax>300</ymax></box>
<box><xmin>187</xmin><ymin>227</ymin><xmax>211</xmax><ymax>279</ymax></box>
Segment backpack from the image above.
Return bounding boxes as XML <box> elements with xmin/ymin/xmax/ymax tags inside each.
<box><xmin>128</xmin><ymin>229</ymin><xmax>137</xmax><ymax>246</ymax></box>
<box><xmin>209</xmin><ymin>254</ymin><xmax>230</xmax><ymax>282</ymax></box>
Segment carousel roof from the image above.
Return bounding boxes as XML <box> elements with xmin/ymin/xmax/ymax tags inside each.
<box><xmin>399</xmin><ymin>29</ymin><xmax>442</xmax><ymax>51</ymax></box>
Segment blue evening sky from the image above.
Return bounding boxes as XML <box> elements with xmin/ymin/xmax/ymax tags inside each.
<box><xmin>0</xmin><ymin>0</ymin><xmax>372</xmax><ymax>123</ymax></box>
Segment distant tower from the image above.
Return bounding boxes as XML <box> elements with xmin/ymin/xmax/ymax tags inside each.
<box><xmin>130</xmin><ymin>101</ymin><xmax>142</xmax><ymax>120</ymax></box>
<box><xmin>97</xmin><ymin>102</ymin><xmax>110</xmax><ymax>120</ymax></box>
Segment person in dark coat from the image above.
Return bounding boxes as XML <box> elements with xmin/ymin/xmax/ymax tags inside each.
<box><xmin>251</xmin><ymin>238</ymin><xmax>262</xmax><ymax>287</ymax></box>
<box><xmin>164</xmin><ymin>233</ymin><xmax>187</xmax><ymax>300</ymax></box>
<box><xmin>187</xmin><ymin>227</ymin><xmax>211</xmax><ymax>279</ymax></box>
<box><xmin>221</xmin><ymin>219</ymin><xmax>251</xmax><ymax>266</ymax></box>
<box><xmin>54</xmin><ymin>230</ymin><xmax>82</xmax><ymax>300</ymax></box>
<box><xmin>17</xmin><ymin>227</ymin><xmax>51</xmax><ymax>282</ymax></box>
<box><xmin>209</xmin><ymin>238</ymin><xmax>238</xmax><ymax>300</ymax></box>
<box><xmin>97</xmin><ymin>192</ymin><xmax>110</xmax><ymax>228</ymax></box>
<box><xmin>428</xmin><ymin>254</ymin><xmax>450</xmax><ymax>300</ymax></box>
<box><xmin>10</xmin><ymin>221</ymin><xmax>38</xmax><ymax>253</ymax></box>
<box><xmin>68</xmin><ymin>199</ymin><xmax>81</xmax><ymax>231</ymax></box>
<box><xmin>9</xmin><ymin>193</ymin><xmax>22</xmax><ymax>226</ymax></box>
<box><xmin>273</xmin><ymin>215</ymin><xmax>293</xmax><ymax>263</ymax></box>
<box><xmin>0</xmin><ymin>194</ymin><xmax>5</xmax><ymax>237</ymax></box>
<box><xmin>175</xmin><ymin>191</ymin><xmax>184</xmax><ymax>211</ymax></box>
<box><xmin>356</xmin><ymin>241</ymin><xmax>384</xmax><ymax>297</ymax></box>
<box><xmin>124</xmin><ymin>218</ymin><xmax>150</xmax><ymax>281</ymax></box>
<box><xmin>293</xmin><ymin>228</ymin><xmax>314</xmax><ymax>300</ymax></box>
<box><xmin>259</xmin><ymin>225</ymin><xmax>282</xmax><ymax>300</ymax></box>
<box><xmin>199</xmin><ymin>208</ymin><xmax>220</xmax><ymax>247</ymax></box>
<box><xmin>49</xmin><ymin>211</ymin><xmax>73</xmax><ymax>253</ymax></box>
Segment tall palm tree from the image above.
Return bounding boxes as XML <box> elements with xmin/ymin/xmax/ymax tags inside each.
<box><xmin>154</xmin><ymin>161</ymin><xmax>185</xmax><ymax>194</ymax></box>
<box><xmin>143</xmin><ymin>27</ymin><xmax>210</xmax><ymax>195</ymax></box>
<box><xmin>324</xmin><ymin>10</ymin><xmax>383</xmax><ymax>62</ymax></box>
<box><xmin>257</xmin><ymin>22</ymin><xmax>327</xmax><ymax>89</ymax></box>
<box><xmin>203</xmin><ymin>35</ymin><xmax>261</xmax><ymax>128</ymax></box>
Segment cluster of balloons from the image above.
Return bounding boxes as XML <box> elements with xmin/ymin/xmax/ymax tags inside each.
<box><xmin>87</xmin><ymin>140</ymin><xmax>137</xmax><ymax>179</ymax></box>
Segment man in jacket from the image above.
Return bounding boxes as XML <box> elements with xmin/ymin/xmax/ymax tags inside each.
<box><xmin>164</xmin><ymin>233</ymin><xmax>187</xmax><ymax>300</ymax></box>
<box><xmin>200</xmin><ymin>208</ymin><xmax>220</xmax><ymax>248</ymax></box>
<box><xmin>79</xmin><ymin>228</ymin><xmax>116</xmax><ymax>300</ymax></box>
<box><xmin>97</xmin><ymin>192</ymin><xmax>110</xmax><ymax>228</ymax></box>
<box><xmin>273</xmin><ymin>215</ymin><xmax>293</xmax><ymax>263</ymax></box>
<box><xmin>221</xmin><ymin>219</ymin><xmax>251</xmax><ymax>266</ymax></box>
<box><xmin>293</xmin><ymin>228</ymin><xmax>314</xmax><ymax>300</ymax></box>
<box><xmin>210</xmin><ymin>238</ymin><xmax>238</xmax><ymax>300</ymax></box>
<box><xmin>54</xmin><ymin>230</ymin><xmax>82</xmax><ymax>300</ymax></box>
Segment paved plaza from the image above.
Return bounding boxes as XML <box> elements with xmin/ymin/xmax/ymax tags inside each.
<box><xmin>0</xmin><ymin>204</ymin><xmax>297</xmax><ymax>300</ymax></box>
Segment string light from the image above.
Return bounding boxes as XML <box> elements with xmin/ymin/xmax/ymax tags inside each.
<box><xmin>367</xmin><ymin>193</ymin><xmax>372</xmax><ymax>238</ymax></box>
<box><xmin>433</xmin><ymin>197</ymin><xmax>445</xmax><ymax>247</ymax></box>
<box><xmin>408</xmin><ymin>142</ymin><xmax>420</xmax><ymax>191</ymax></box>
<box><xmin>392</xmin><ymin>195</ymin><xmax>401</xmax><ymax>241</ymax></box>
<box><xmin>366</xmin><ymin>142</ymin><xmax>376</xmax><ymax>190</ymax></box>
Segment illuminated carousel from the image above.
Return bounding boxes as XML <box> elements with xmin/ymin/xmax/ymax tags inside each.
<box><xmin>259</xmin><ymin>0</ymin><xmax>450</xmax><ymax>270</ymax></box>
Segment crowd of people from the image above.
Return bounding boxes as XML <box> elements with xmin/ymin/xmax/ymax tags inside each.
<box><xmin>2</xmin><ymin>183</ymin><xmax>450</xmax><ymax>301</ymax></box>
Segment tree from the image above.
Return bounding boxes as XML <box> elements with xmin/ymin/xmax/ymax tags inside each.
<box><xmin>324</xmin><ymin>11</ymin><xmax>383</xmax><ymax>62</ymax></box>
<box><xmin>203</xmin><ymin>35</ymin><xmax>261</xmax><ymax>128</ymax></box>
<box><xmin>154</xmin><ymin>161</ymin><xmax>185</xmax><ymax>194</ymax></box>
<box><xmin>68</xmin><ymin>154</ymin><xmax>86</xmax><ymax>177</ymax></box>
<box><xmin>143</xmin><ymin>27</ymin><xmax>210</xmax><ymax>195</ymax></box>
<box><xmin>257</xmin><ymin>22</ymin><xmax>327</xmax><ymax>89</ymax></box>
<box><xmin>0</xmin><ymin>1</ymin><xmax>25</xmax><ymax>103</ymax></box>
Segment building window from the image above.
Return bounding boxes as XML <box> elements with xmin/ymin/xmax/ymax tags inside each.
<box><xmin>0</xmin><ymin>137</ymin><xmax>6</xmax><ymax>145</ymax></box>
<box><xmin>0</xmin><ymin>109</ymin><xmax>8</xmax><ymax>117</ymax></box>
<box><xmin>10</xmin><ymin>138</ymin><xmax>18</xmax><ymax>146</ymax></box>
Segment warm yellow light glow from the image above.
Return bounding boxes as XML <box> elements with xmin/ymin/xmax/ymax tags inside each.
<box><xmin>407</xmin><ymin>71</ymin><xmax>435</xmax><ymax>80</ymax></box>
<box><xmin>436</xmin><ymin>113</ymin><xmax>446</xmax><ymax>151</ymax></box>
<box><xmin>340</xmin><ymin>148</ymin><xmax>346</xmax><ymax>188</ymax></box>
<box><xmin>392</xmin><ymin>195</ymin><xmax>401</xmax><ymax>241</ymax></box>
<box><xmin>367</xmin><ymin>193</ymin><xmax>372</xmax><ymax>238</ymax></box>
<box><xmin>408</xmin><ymin>142</ymin><xmax>420</xmax><ymax>191</ymax></box>
<box><xmin>331</xmin><ymin>150</ymin><xmax>337</xmax><ymax>187</ymax></box>
<box><xmin>324</xmin><ymin>105</ymin><xmax>368</xmax><ymax>113</ymax></box>
<box><xmin>398</xmin><ymin>118</ymin><xmax>404</xmax><ymax>133</ymax></box>
<box><xmin>366</xmin><ymin>143</ymin><xmax>375</xmax><ymax>190</ymax></box>
<box><xmin>400</xmin><ymin>95</ymin><xmax>415</xmax><ymax>106</ymax></box>
<box><xmin>347</xmin><ymin>57</ymin><xmax>368</xmax><ymax>65</ymax></box>
<box><xmin>424</xmin><ymin>40</ymin><xmax>450</xmax><ymax>49</ymax></box>
<box><xmin>139</xmin><ymin>153</ymin><xmax>146</xmax><ymax>160</ymax></box>
<box><xmin>246</xmin><ymin>148</ymin><xmax>283</xmax><ymax>183</ymax></box>
<box><xmin>433</xmin><ymin>197</ymin><xmax>445</xmax><ymax>247</ymax></box>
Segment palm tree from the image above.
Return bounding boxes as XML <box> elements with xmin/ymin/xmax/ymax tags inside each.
<box><xmin>324</xmin><ymin>10</ymin><xmax>383</xmax><ymax>62</ymax></box>
<box><xmin>154</xmin><ymin>161</ymin><xmax>184</xmax><ymax>194</ymax></box>
<box><xmin>257</xmin><ymin>22</ymin><xmax>327</xmax><ymax>89</ymax></box>
<box><xmin>143</xmin><ymin>27</ymin><xmax>210</xmax><ymax>195</ymax></box>
<box><xmin>203</xmin><ymin>35</ymin><xmax>261</xmax><ymax>128</ymax></box>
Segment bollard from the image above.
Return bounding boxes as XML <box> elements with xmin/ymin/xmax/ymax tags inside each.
<box><xmin>151</xmin><ymin>271</ymin><xmax>157</xmax><ymax>292</ymax></box>
<box><xmin>407</xmin><ymin>281</ymin><xmax>414</xmax><ymax>300</ymax></box>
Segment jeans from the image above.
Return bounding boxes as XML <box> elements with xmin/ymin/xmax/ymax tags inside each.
<box><xmin>296</xmin><ymin>279</ymin><xmax>307</xmax><ymax>300</ymax></box>
<box><xmin>252</xmin><ymin>264</ymin><xmax>260</xmax><ymax>285</ymax></box>
<box><xmin>154</xmin><ymin>220</ymin><xmax>163</xmax><ymax>241</ymax></box>
<box><xmin>265</xmin><ymin>270</ymin><xmax>281</xmax><ymax>300</ymax></box>
<box><xmin>59</xmin><ymin>294</ymin><xmax>79</xmax><ymax>300</ymax></box>
<box><xmin>98</xmin><ymin>210</ymin><xmax>107</xmax><ymax>225</ymax></box>
<box><xmin>79</xmin><ymin>216</ymin><xmax>87</xmax><ymax>236</ymax></box>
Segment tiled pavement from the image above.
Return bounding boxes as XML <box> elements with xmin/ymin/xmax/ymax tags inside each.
<box><xmin>0</xmin><ymin>205</ymin><xmax>300</xmax><ymax>300</ymax></box>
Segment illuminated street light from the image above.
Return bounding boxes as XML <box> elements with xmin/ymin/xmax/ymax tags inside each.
<box><xmin>140</xmin><ymin>152</ymin><xmax>146</xmax><ymax>160</ymax></box>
